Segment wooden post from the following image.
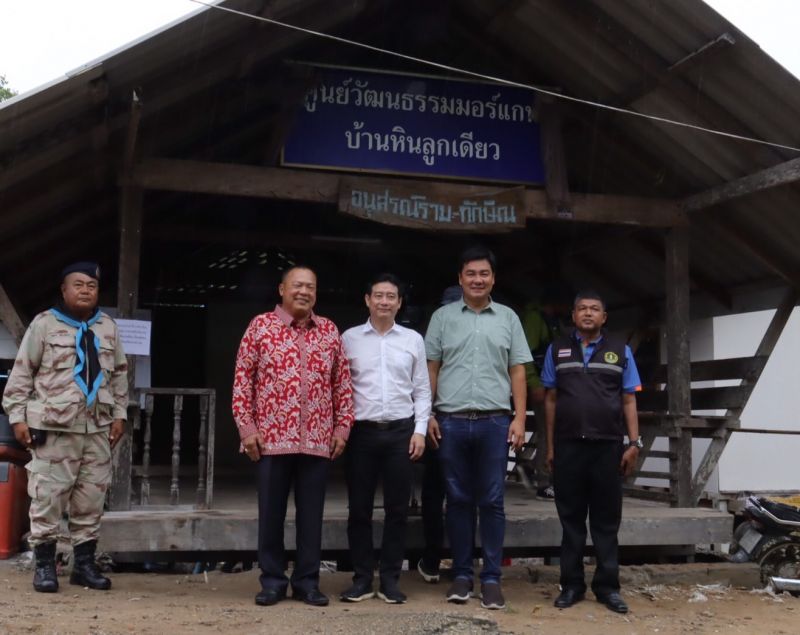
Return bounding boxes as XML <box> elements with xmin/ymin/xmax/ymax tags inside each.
<box><xmin>665</xmin><ymin>227</ymin><xmax>693</xmax><ymax>507</ymax></box>
<box><xmin>108</xmin><ymin>91</ymin><xmax>143</xmax><ymax>511</ymax></box>
<box><xmin>170</xmin><ymin>395</ymin><xmax>183</xmax><ymax>506</ymax></box>
<box><xmin>539</xmin><ymin>97</ymin><xmax>572</xmax><ymax>217</ymax></box>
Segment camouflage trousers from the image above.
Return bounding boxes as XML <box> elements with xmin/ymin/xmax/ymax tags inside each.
<box><xmin>26</xmin><ymin>430</ymin><xmax>111</xmax><ymax>546</ymax></box>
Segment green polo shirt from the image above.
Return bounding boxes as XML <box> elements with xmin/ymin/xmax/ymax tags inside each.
<box><xmin>425</xmin><ymin>299</ymin><xmax>532</xmax><ymax>412</ymax></box>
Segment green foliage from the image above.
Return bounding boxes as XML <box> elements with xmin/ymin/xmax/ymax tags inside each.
<box><xmin>0</xmin><ymin>75</ymin><xmax>17</xmax><ymax>102</ymax></box>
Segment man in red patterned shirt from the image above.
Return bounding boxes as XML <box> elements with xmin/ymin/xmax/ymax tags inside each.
<box><xmin>232</xmin><ymin>266</ymin><xmax>354</xmax><ymax>608</ymax></box>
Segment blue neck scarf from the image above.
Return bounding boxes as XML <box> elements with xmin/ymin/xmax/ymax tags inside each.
<box><xmin>49</xmin><ymin>307</ymin><xmax>103</xmax><ymax>406</ymax></box>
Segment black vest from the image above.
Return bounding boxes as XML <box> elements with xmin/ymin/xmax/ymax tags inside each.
<box><xmin>551</xmin><ymin>332</ymin><xmax>627</xmax><ymax>440</ymax></box>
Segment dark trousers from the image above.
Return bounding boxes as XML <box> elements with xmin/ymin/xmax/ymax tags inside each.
<box><xmin>553</xmin><ymin>438</ymin><xmax>624</xmax><ymax>597</ymax></box>
<box><xmin>532</xmin><ymin>412</ymin><xmax>553</xmax><ymax>489</ymax></box>
<box><xmin>420</xmin><ymin>445</ymin><xmax>445</xmax><ymax>569</ymax></box>
<box><xmin>345</xmin><ymin>419</ymin><xmax>414</xmax><ymax>587</ymax></box>
<box><xmin>257</xmin><ymin>453</ymin><xmax>330</xmax><ymax>594</ymax></box>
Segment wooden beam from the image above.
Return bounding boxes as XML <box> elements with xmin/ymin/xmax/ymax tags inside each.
<box><xmin>148</xmin><ymin>225</ymin><xmax>384</xmax><ymax>254</ymax></box>
<box><xmin>556</xmin><ymin>0</ymin><xmax>782</xmax><ymax>167</ymax></box>
<box><xmin>0</xmin><ymin>170</ymin><xmax>107</xmax><ymax>239</ymax></box>
<box><xmin>612</xmin><ymin>34</ymin><xmax>736</xmax><ymax>107</ymax></box>
<box><xmin>0</xmin><ymin>283</ymin><xmax>27</xmax><ymax>346</ymax></box>
<box><xmin>665</xmin><ymin>226</ymin><xmax>692</xmax><ymax>507</ymax></box>
<box><xmin>0</xmin><ymin>202</ymin><xmax>111</xmax><ymax>270</ymax></box>
<box><xmin>571</xmin><ymin>252</ymin><xmax>652</xmax><ymax>303</ymax></box>
<box><xmin>635</xmin><ymin>233</ymin><xmax>733</xmax><ymax>309</ymax></box>
<box><xmin>0</xmin><ymin>73</ymin><xmax>108</xmax><ymax>147</ymax></box>
<box><xmin>0</xmin><ymin>123</ymin><xmax>109</xmax><ymax>190</ymax></box>
<box><xmin>131</xmin><ymin>158</ymin><xmax>686</xmax><ymax>228</ymax></box>
<box><xmin>729</xmin><ymin>287</ymin><xmax>798</xmax><ymax>416</ymax></box>
<box><xmin>708</xmin><ymin>218</ymin><xmax>800</xmax><ymax>289</ymax></box>
<box><xmin>14</xmin><ymin>229</ymin><xmax>116</xmax><ymax>306</ymax></box>
<box><xmin>683</xmin><ymin>156</ymin><xmax>800</xmax><ymax>212</ymax></box>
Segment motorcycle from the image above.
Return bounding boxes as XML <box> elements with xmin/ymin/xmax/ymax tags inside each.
<box><xmin>729</xmin><ymin>495</ymin><xmax>800</xmax><ymax>596</ymax></box>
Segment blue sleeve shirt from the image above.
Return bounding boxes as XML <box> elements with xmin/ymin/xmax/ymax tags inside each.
<box><xmin>540</xmin><ymin>338</ymin><xmax>641</xmax><ymax>393</ymax></box>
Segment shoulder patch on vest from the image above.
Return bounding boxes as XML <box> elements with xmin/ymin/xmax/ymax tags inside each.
<box><xmin>604</xmin><ymin>351</ymin><xmax>619</xmax><ymax>364</ymax></box>
<box><xmin>558</xmin><ymin>348</ymin><xmax>572</xmax><ymax>358</ymax></box>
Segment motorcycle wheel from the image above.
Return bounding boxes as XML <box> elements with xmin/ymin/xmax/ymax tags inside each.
<box><xmin>758</xmin><ymin>538</ymin><xmax>800</xmax><ymax>596</ymax></box>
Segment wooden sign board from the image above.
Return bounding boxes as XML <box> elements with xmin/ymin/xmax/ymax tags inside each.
<box><xmin>338</xmin><ymin>178</ymin><xmax>526</xmax><ymax>232</ymax></box>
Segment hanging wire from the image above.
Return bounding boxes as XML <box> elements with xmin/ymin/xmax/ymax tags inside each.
<box><xmin>188</xmin><ymin>0</ymin><xmax>800</xmax><ymax>155</ymax></box>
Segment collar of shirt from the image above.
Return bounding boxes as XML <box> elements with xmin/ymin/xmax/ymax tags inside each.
<box><xmin>459</xmin><ymin>297</ymin><xmax>495</xmax><ymax>314</ymax></box>
<box><xmin>275</xmin><ymin>304</ymin><xmax>317</xmax><ymax>328</ymax></box>
<box><xmin>573</xmin><ymin>329</ymin><xmax>603</xmax><ymax>347</ymax></box>
<box><xmin>362</xmin><ymin>318</ymin><xmax>399</xmax><ymax>335</ymax></box>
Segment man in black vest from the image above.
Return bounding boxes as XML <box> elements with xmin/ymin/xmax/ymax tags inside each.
<box><xmin>541</xmin><ymin>291</ymin><xmax>641</xmax><ymax>614</ymax></box>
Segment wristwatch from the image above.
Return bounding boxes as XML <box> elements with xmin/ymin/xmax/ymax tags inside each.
<box><xmin>627</xmin><ymin>437</ymin><xmax>644</xmax><ymax>450</ymax></box>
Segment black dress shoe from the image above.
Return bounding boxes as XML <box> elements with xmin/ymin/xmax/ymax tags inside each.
<box><xmin>255</xmin><ymin>587</ymin><xmax>286</xmax><ymax>606</ymax></box>
<box><xmin>293</xmin><ymin>587</ymin><xmax>329</xmax><ymax>607</ymax></box>
<box><xmin>597</xmin><ymin>591</ymin><xmax>628</xmax><ymax>614</ymax></box>
<box><xmin>554</xmin><ymin>588</ymin><xmax>585</xmax><ymax>608</ymax></box>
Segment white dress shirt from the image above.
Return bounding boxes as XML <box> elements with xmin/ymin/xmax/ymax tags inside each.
<box><xmin>342</xmin><ymin>319</ymin><xmax>432</xmax><ymax>436</ymax></box>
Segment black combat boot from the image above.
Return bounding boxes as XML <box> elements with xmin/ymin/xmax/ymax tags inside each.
<box><xmin>33</xmin><ymin>542</ymin><xmax>59</xmax><ymax>593</ymax></box>
<box><xmin>70</xmin><ymin>540</ymin><xmax>111</xmax><ymax>590</ymax></box>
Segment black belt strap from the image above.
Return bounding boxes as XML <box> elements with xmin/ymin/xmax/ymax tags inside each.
<box><xmin>439</xmin><ymin>409</ymin><xmax>510</xmax><ymax>420</ymax></box>
<box><xmin>355</xmin><ymin>416</ymin><xmax>414</xmax><ymax>430</ymax></box>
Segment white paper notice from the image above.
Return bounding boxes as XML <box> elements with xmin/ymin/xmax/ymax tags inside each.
<box><xmin>116</xmin><ymin>319</ymin><xmax>152</xmax><ymax>356</ymax></box>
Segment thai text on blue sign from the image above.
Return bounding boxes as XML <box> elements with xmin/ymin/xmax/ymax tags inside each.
<box><xmin>282</xmin><ymin>66</ymin><xmax>545</xmax><ymax>184</ymax></box>
<box><xmin>338</xmin><ymin>178</ymin><xmax>526</xmax><ymax>233</ymax></box>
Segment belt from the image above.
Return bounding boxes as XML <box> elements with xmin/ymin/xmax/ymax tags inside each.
<box><xmin>439</xmin><ymin>409</ymin><xmax>510</xmax><ymax>420</ymax></box>
<box><xmin>355</xmin><ymin>416</ymin><xmax>414</xmax><ymax>430</ymax></box>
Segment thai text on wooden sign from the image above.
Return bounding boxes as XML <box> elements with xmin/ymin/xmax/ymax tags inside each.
<box><xmin>283</xmin><ymin>65</ymin><xmax>544</xmax><ymax>184</ymax></box>
<box><xmin>338</xmin><ymin>178</ymin><xmax>526</xmax><ymax>232</ymax></box>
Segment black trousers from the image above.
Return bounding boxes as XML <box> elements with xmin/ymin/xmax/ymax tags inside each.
<box><xmin>420</xmin><ymin>444</ymin><xmax>445</xmax><ymax>569</ymax></box>
<box><xmin>553</xmin><ymin>438</ymin><xmax>624</xmax><ymax>596</ymax></box>
<box><xmin>345</xmin><ymin>419</ymin><xmax>414</xmax><ymax>586</ymax></box>
<box><xmin>257</xmin><ymin>453</ymin><xmax>330</xmax><ymax>594</ymax></box>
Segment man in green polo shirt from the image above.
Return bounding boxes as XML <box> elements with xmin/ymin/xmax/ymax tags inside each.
<box><xmin>425</xmin><ymin>246</ymin><xmax>532</xmax><ymax>610</ymax></box>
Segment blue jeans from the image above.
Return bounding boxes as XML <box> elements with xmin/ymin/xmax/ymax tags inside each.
<box><xmin>438</xmin><ymin>413</ymin><xmax>510</xmax><ymax>584</ymax></box>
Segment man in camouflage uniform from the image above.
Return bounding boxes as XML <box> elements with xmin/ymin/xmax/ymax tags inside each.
<box><xmin>2</xmin><ymin>262</ymin><xmax>128</xmax><ymax>593</ymax></box>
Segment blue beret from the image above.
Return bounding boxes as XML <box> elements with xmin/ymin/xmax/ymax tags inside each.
<box><xmin>61</xmin><ymin>261</ymin><xmax>101</xmax><ymax>281</ymax></box>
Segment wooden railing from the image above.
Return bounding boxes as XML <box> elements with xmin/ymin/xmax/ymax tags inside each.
<box><xmin>626</xmin><ymin>355</ymin><xmax>760</xmax><ymax>506</ymax></box>
<box><xmin>135</xmin><ymin>388</ymin><xmax>216</xmax><ymax>509</ymax></box>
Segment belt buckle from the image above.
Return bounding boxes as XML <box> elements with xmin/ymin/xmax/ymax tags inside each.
<box><xmin>467</xmin><ymin>411</ymin><xmax>479</xmax><ymax>420</ymax></box>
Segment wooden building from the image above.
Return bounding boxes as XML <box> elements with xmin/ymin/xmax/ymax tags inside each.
<box><xmin>1</xmin><ymin>0</ymin><xmax>799</xmax><ymax>557</ymax></box>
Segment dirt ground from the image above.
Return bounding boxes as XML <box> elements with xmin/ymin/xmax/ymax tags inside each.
<box><xmin>0</xmin><ymin>558</ymin><xmax>797</xmax><ymax>635</ymax></box>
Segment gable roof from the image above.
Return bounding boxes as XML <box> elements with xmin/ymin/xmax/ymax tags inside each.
<box><xmin>1</xmin><ymin>0</ymin><xmax>798</xmax><ymax>317</ymax></box>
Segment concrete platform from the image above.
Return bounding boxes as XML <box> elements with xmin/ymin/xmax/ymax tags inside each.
<box><xmin>99</xmin><ymin>479</ymin><xmax>733</xmax><ymax>556</ymax></box>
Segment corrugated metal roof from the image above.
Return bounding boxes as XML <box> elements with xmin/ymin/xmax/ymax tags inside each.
<box><xmin>1</xmin><ymin>0</ymin><xmax>798</xmax><ymax>316</ymax></box>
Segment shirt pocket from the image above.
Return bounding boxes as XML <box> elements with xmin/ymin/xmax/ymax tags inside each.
<box><xmin>98</xmin><ymin>340</ymin><xmax>117</xmax><ymax>372</ymax></box>
<box><xmin>94</xmin><ymin>387</ymin><xmax>116</xmax><ymax>426</ymax></box>
<box><xmin>308</xmin><ymin>339</ymin><xmax>335</xmax><ymax>377</ymax></box>
<box><xmin>27</xmin><ymin>395</ymin><xmax>84</xmax><ymax>428</ymax></box>
<box><xmin>42</xmin><ymin>334</ymin><xmax>76</xmax><ymax>370</ymax></box>
<box><xmin>42</xmin><ymin>399</ymin><xmax>80</xmax><ymax>427</ymax></box>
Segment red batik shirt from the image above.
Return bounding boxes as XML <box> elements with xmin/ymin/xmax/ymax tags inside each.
<box><xmin>232</xmin><ymin>305</ymin><xmax>354</xmax><ymax>457</ymax></box>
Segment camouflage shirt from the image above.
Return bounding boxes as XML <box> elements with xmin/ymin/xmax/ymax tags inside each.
<box><xmin>2</xmin><ymin>310</ymin><xmax>128</xmax><ymax>433</ymax></box>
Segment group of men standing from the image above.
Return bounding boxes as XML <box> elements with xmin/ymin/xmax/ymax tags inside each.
<box><xmin>3</xmin><ymin>249</ymin><xmax>642</xmax><ymax>616</ymax></box>
<box><xmin>231</xmin><ymin>244</ymin><xmax>642</xmax><ymax>614</ymax></box>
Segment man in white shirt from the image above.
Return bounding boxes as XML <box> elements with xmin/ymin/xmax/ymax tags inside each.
<box><xmin>339</xmin><ymin>273</ymin><xmax>431</xmax><ymax>605</ymax></box>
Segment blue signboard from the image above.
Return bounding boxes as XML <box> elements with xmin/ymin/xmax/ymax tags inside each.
<box><xmin>282</xmin><ymin>66</ymin><xmax>545</xmax><ymax>184</ymax></box>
